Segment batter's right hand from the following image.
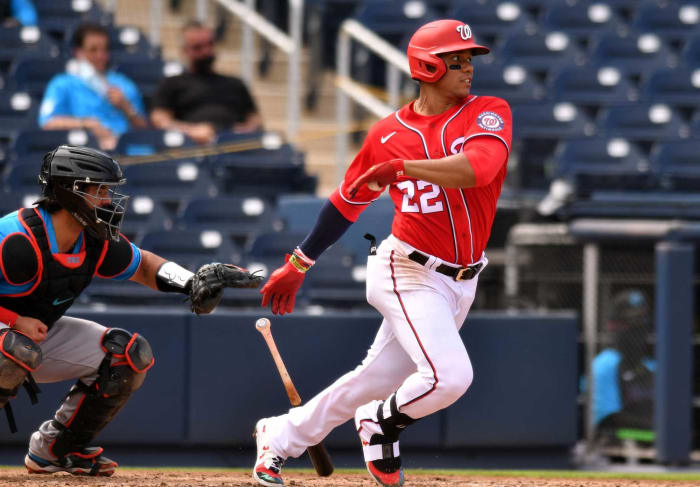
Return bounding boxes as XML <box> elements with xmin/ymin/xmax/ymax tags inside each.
<box><xmin>13</xmin><ymin>316</ymin><xmax>48</xmax><ymax>343</ymax></box>
<box><xmin>260</xmin><ymin>261</ymin><xmax>306</xmax><ymax>315</ymax></box>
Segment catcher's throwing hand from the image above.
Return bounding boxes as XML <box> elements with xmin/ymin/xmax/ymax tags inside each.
<box><xmin>260</xmin><ymin>261</ymin><xmax>306</xmax><ymax>315</ymax></box>
<box><xmin>189</xmin><ymin>263</ymin><xmax>263</xmax><ymax>315</ymax></box>
<box><xmin>347</xmin><ymin>159</ymin><xmax>405</xmax><ymax>198</ymax></box>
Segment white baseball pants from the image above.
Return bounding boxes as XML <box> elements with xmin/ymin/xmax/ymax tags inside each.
<box><xmin>266</xmin><ymin>234</ymin><xmax>485</xmax><ymax>458</ymax></box>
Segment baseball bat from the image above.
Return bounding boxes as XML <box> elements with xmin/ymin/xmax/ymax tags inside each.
<box><xmin>255</xmin><ymin>318</ymin><xmax>334</xmax><ymax>477</ymax></box>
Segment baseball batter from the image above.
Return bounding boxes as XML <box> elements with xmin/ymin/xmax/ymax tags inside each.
<box><xmin>0</xmin><ymin>146</ymin><xmax>261</xmax><ymax>476</ymax></box>
<box><xmin>254</xmin><ymin>20</ymin><xmax>512</xmax><ymax>487</ymax></box>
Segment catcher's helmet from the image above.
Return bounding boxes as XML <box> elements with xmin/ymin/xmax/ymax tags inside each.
<box><xmin>38</xmin><ymin>145</ymin><xmax>129</xmax><ymax>241</ymax></box>
<box><xmin>407</xmin><ymin>19</ymin><xmax>490</xmax><ymax>83</ymax></box>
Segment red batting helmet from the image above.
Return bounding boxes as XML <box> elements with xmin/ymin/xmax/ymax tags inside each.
<box><xmin>407</xmin><ymin>19</ymin><xmax>490</xmax><ymax>83</ymax></box>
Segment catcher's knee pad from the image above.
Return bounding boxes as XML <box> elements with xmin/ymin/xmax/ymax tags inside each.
<box><xmin>0</xmin><ymin>329</ymin><xmax>42</xmax><ymax>408</ymax></box>
<box><xmin>50</xmin><ymin>328</ymin><xmax>153</xmax><ymax>458</ymax></box>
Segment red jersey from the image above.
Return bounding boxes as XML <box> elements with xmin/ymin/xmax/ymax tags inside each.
<box><xmin>330</xmin><ymin>95</ymin><xmax>512</xmax><ymax>267</ymax></box>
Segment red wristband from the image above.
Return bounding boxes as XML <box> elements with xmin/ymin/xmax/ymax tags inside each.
<box><xmin>0</xmin><ymin>306</ymin><xmax>19</xmax><ymax>328</ymax></box>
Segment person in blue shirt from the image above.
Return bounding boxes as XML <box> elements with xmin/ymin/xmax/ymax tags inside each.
<box><xmin>593</xmin><ymin>289</ymin><xmax>656</xmax><ymax>438</ymax></box>
<box><xmin>0</xmin><ymin>146</ymin><xmax>254</xmax><ymax>476</ymax></box>
<box><xmin>38</xmin><ymin>23</ymin><xmax>147</xmax><ymax>151</ymax></box>
<box><xmin>1</xmin><ymin>0</ymin><xmax>38</xmax><ymax>27</ymax></box>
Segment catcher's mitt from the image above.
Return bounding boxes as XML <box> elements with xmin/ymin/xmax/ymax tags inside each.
<box><xmin>188</xmin><ymin>263</ymin><xmax>263</xmax><ymax>315</ymax></box>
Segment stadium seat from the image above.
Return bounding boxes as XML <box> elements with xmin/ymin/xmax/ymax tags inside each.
<box><xmin>139</xmin><ymin>228</ymin><xmax>239</xmax><ymax>271</ymax></box>
<box><xmin>208</xmin><ymin>140</ymin><xmax>316</xmax><ymax>198</ymax></box>
<box><xmin>351</xmin><ymin>0</ymin><xmax>438</xmax><ymax>86</ymax></box>
<box><xmin>632</xmin><ymin>1</ymin><xmax>700</xmax><ymax>44</ymax></box>
<box><xmin>681</xmin><ymin>33</ymin><xmax>700</xmax><ymax>68</ymax></box>
<box><xmin>0</xmin><ymin>26</ymin><xmax>60</xmax><ymax>74</ymax></box>
<box><xmin>539</xmin><ymin>2</ymin><xmax>623</xmax><ymax>46</ymax></box>
<box><xmin>275</xmin><ymin>194</ymin><xmax>325</xmax><ymax>232</ymax></box>
<box><xmin>639</xmin><ymin>67</ymin><xmax>700</xmax><ymax>106</ymax></box>
<box><xmin>448</xmin><ymin>1</ymin><xmax>532</xmax><ymax>45</ymax></box>
<box><xmin>499</xmin><ymin>31</ymin><xmax>585</xmax><ymax>75</ymax></box>
<box><xmin>651</xmin><ymin>140</ymin><xmax>700</xmax><ymax>191</ymax></box>
<box><xmin>690</xmin><ymin>110</ymin><xmax>700</xmax><ymax>135</ymax></box>
<box><xmin>552</xmin><ymin>137</ymin><xmax>655</xmax><ymax>194</ymax></box>
<box><xmin>597</xmin><ymin>103</ymin><xmax>687</xmax><ymax>141</ymax></box>
<box><xmin>121</xmin><ymin>158</ymin><xmax>217</xmax><ymax>207</ymax></box>
<box><xmin>119</xmin><ymin>195</ymin><xmax>172</xmax><ymax>245</ymax></box>
<box><xmin>177</xmin><ymin>196</ymin><xmax>277</xmax><ymax>248</ymax></box>
<box><xmin>589</xmin><ymin>32</ymin><xmax>674</xmax><ymax>78</ymax></box>
<box><xmin>245</xmin><ymin>230</ymin><xmax>310</xmax><ymax>260</ymax></box>
<box><xmin>470</xmin><ymin>61</ymin><xmax>544</xmax><ymax>104</ymax></box>
<box><xmin>10</xmin><ymin>129</ymin><xmax>98</xmax><ymax>161</ymax></box>
<box><xmin>0</xmin><ymin>91</ymin><xmax>39</xmax><ymax>140</ymax></box>
<box><xmin>9</xmin><ymin>55</ymin><xmax>68</xmax><ymax>98</ymax></box>
<box><xmin>305</xmin><ymin>257</ymin><xmax>367</xmax><ymax>309</ymax></box>
<box><xmin>115</xmin><ymin>129</ymin><xmax>195</xmax><ymax>156</ymax></box>
<box><xmin>4</xmin><ymin>163</ymin><xmax>45</xmax><ymax>201</ymax></box>
<box><xmin>35</xmin><ymin>0</ymin><xmax>109</xmax><ymax>44</ymax></box>
<box><xmin>512</xmin><ymin>102</ymin><xmax>593</xmax><ymax>139</ymax></box>
<box><xmin>338</xmin><ymin>195</ymin><xmax>395</xmax><ymax>261</ymax></box>
<box><xmin>548</xmin><ymin>65</ymin><xmax>635</xmax><ymax>107</ymax></box>
<box><xmin>0</xmin><ymin>191</ymin><xmax>26</xmax><ymax>217</ymax></box>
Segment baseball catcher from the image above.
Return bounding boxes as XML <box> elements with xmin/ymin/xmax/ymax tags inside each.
<box><xmin>0</xmin><ymin>145</ymin><xmax>260</xmax><ymax>477</ymax></box>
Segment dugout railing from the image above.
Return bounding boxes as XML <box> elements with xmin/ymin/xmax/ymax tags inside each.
<box><xmin>504</xmin><ymin>219</ymin><xmax>698</xmax><ymax>465</ymax></box>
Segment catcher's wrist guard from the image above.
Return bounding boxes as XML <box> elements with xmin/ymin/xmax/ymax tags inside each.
<box><xmin>156</xmin><ymin>261</ymin><xmax>195</xmax><ymax>294</ymax></box>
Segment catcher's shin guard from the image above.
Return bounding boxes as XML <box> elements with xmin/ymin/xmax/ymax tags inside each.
<box><xmin>50</xmin><ymin>328</ymin><xmax>153</xmax><ymax>458</ymax></box>
<box><xmin>0</xmin><ymin>329</ymin><xmax>42</xmax><ymax>432</ymax></box>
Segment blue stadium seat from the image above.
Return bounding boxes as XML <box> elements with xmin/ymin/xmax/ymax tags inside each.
<box><xmin>470</xmin><ymin>61</ymin><xmax>544</xmax><ymax>103</ymax></box>
<box><xmin>245</xmin><ymin>230</ymin><xmax>310</xmax><ymax>260</ymax></box>
<box><xmin>305</xmin><ymin>257</ymin><xmax>367</xmax><ymax>309</ymax></box>
<box><xmin>139</xmin><ymin>228</ymin><xmax>238</xmax><ymax>271</ymax></box>
<box><xmin>208</xmin><ymin>141</ymin><xmax>316</xmax><ymax>198</ymax></box>
<box><xmin>10</xmin><ymin>129</ymin><xmax>98</xmax><ymax>161</ymax></box>
<box><xmin>639</xmin><ymin>68</ymin><xmax>700</xmax><ymax>106</ymax></box>
<box><xmin>0</xmin><ymin>191</ymin><xmax>26</xmax><ymax>217</ymax></box>
<box><xmin>589</xmin><ymin>32</ymin><xmax>674</xmax><ymax>77</ymax></box>
<box><xmin>9</xmin><ymin>55</ymin><xmax>68</xmax><ymax>98</ymax></box>
<box><xmin>351</xmin><ymin>0</ymin><xmax>438</xmax><ymax>86</ymax></box>
<box><xmin>275</xmin><ymin>194</ymin><xmax>325</xmax><ymax>232</ymax></box>
<box><xmin>691</xmin><ymin>110</ymin><xmax>700</xmax><ymax>135</ymax></box>
<box><xmin>632</xmin><ymin>1</ymin><xmax>700</xmax><ymax>44</ymax></box>
<box><xmin>119</xmin><ymin>195</ymin><xmax>172</xmax><ymax>245</ymax></box>
<box><xmin>499</xmin><ymin>31</ymin><xmax>585</xmax><ymax>74</ymax></box>
<box><xmin>651</xmin><ymin>140</ymin><xmax>700</xmax><ymax>191</ymax></box>
<box><xmin>0</xmin><ymin>26</ymin><xmax>60</xmax><ymax>73</ymax></box>
<box><xmin>681</xmin><ymin>34</ymin><xmax>700</xmax><ymax>68</ymax></box>
<box><xmin>552</xmin><ymin>137</ymin><xmax>655</xmax><ymax>194</ymax></box>
<box><xmin>115</xmin><ymin>129</ymin><xmax>195</xmax><ymax>156</ymax></box>
<box><xmin>4</xmin><ymin>163</ymin><xmax>44</xmax><ymax>200</ymax></box>
<box><xmin>540</xmin><ymin>2</ymin><xmax>623</xmax><ymax>45</ymax></box>
<box><xmin>548</xmin><ymin>65</ymin><xmax>635</xmax><ymax>107</ymax></box>
<box><xmin>0</xmin><ymin>91</ymin><xmax>39</xmax><ymax>140</ymax></box>
<box><xmin>121</xmin><ymin>158</ymin><xmax>217</xmax><ymax>206</ymax></box>
<box><xmin>597</xmin><ymin>103</ymin><xmax>687</xmax><ymax>141</ymax></box>
<box><xmin>35</xmin><ymin>0</ymin><xmax>109</xmax><ymax>44</ymax></box>
<box><xmin>448</xmin><ymin>1</ymin><xmax>532</xmax><ymax>45</ymax></box>
<box><xmin>512</xmin><ymin>102</ymin><xmax>593</xmax><ymax>139</ymax></box>
<box><xmin>177</xmin><ymin>196</ymin><xmax>277</xmax><ymax>248</ymax></box>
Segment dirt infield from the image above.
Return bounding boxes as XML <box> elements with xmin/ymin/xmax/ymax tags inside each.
<box><xmin>1</xmin><ymin>469</ymin><xmax>699</xmax><ymax>487</ymax></box>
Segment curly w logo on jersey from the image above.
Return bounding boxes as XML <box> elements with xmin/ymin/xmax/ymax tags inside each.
<box><xmin>476</xmin><ymin>111</ymin><xmax>504</xmax><ymax>132</ymax></box>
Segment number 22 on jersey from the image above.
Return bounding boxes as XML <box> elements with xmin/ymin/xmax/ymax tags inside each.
<box><xmin>396</xmin><ymin>180</ymin><xmax>444</xmax><ymax>214</ymax></box>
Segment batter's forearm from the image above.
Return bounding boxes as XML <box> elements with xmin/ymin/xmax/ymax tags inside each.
<box><xmin>403</xmin><ymin>153</ymin><xmax>476</xmax><ymax>188</ymax></box>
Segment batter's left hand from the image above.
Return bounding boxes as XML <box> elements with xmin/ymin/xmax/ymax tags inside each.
<box><xmin>347</xmin><ymin>159</ymin><xmax>405</xmax><ymax>198</ymax></box>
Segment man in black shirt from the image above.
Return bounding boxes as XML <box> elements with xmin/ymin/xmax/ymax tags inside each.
<box><xmin>150</xmin><ymin>20</ymin><xmax>262</xmax><ymax>145</ymax></box>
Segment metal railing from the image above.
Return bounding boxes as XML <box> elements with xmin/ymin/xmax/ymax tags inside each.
<box><xmin>335</xmin><ymin>19</ymin><xmax>410</xmax><ymax>184</ymax></box>
<box><xmin>215</xmin><ymin>0</ymin><xmax>302</xmax><ymax>140</ymax></box>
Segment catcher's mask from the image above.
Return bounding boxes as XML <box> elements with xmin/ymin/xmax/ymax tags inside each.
<box><xmin>407</xmin><ymin>19</ymin><xmax>490</xmax><ymax>83</ymax></box>
<box><xmin>37</xmin><ymin>145</ymin><xmax>129</xmax><ymax>242</ymax></box>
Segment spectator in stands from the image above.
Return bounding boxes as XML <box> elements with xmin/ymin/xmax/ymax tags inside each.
<box><xmin>593</xmin><ymin>289</ymin><xmax>656</xmax><ymax>439</ymax></box>
<box><xmin>150</xmin><ymin>20</ymin><xmax>262</xmax><ymax>145</ymax></box>
<box><xmin>0</xmin><ymin>0</ymin><xmax>37</xmax><ymax>26</ymax></box>
<box><xmin>38</xmin><ymin>23</ymin><xmax>147</xmax><ymax>151</ymax></box>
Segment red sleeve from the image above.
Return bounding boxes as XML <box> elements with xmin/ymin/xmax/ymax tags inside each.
<box><xmin>464</xmin><ymin>136</ymin><xmax>509</xmax><ymax>187</ymax></box>
<box><xmin>465</xmin><ymin>97</ymin><xmax>512</xmax><ymax>152</ymax></box>
<box><xmin>332</xmin><ymin>139</ymin><xmax>384</xmax><ymax>222</ymax></box>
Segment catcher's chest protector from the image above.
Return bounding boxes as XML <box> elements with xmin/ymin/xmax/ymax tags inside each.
<box><xmin>0</xmin><ymin>208</ymin><xmax>102</xmax><ymax>328</ymax></box>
